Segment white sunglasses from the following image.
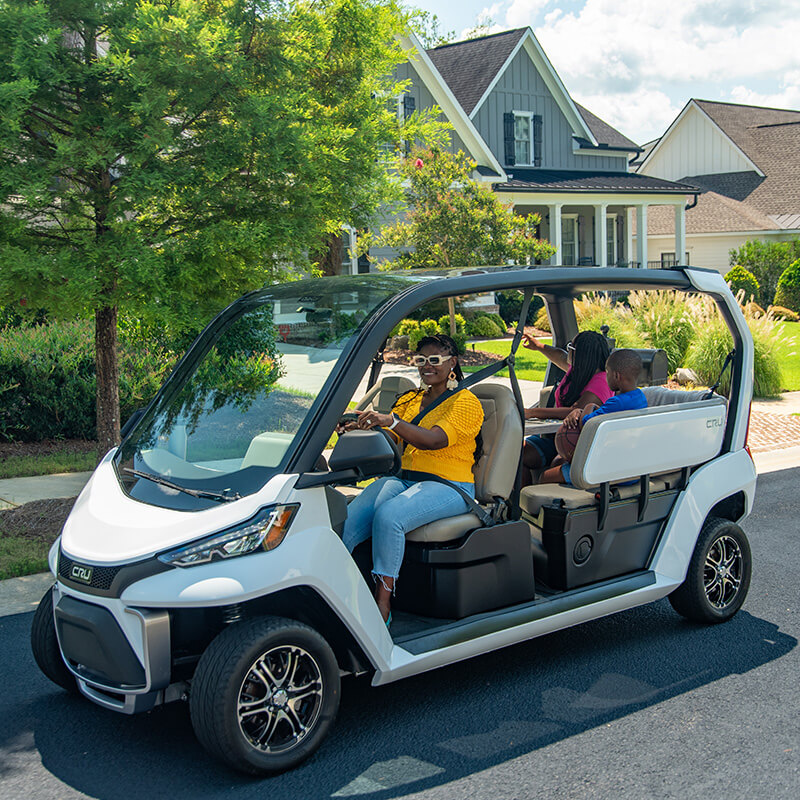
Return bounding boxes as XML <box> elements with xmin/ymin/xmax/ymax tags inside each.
<box><xmin>411</xmin><ymin>354</ymin><xmax>451</xmax><ymax>366</ymax></box>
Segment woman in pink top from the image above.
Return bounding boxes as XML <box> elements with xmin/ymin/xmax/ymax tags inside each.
<box><xmin>521</xmin><ymin>330</ymin><xmax>613</xmax><ymax>474</ymax></box>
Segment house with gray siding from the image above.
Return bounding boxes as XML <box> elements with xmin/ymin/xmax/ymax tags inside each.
<box><xmin>359</xmin><ymin>28</ymin><xmax>696</xmax><ymax>271</ymax></box>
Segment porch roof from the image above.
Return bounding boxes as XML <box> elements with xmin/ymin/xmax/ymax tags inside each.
<box><xmin>494</xmin><ymin>169</ymin><xmax>698</xmax><ymax>195</ymax></box>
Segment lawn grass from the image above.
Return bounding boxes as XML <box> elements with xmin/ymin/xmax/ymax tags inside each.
<box><xmin>463</xmin><ymin>339</ymin><xmax>551</xmax><ymax>382</ymax></box>
<box><xmin>0</xmin><ymin>450</ymin><xmax>96</xmax><ymax>480</ymax></box>
<box><xmin>776</xmin><ymin>321</ymin><xmax>799</xmax><ymax>391</ymax></box>
<box><xmin>0</xmin><ymin>535</ymin><xmax>50</xmax><ymax>580</ymax></box>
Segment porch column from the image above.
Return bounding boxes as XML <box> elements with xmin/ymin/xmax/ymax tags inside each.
<box><xmin>626</xmin><ymin>208</ymin><xmax>634</xmax><ymax>267</ymax></box>
<box><xmin>549</xmin><ymin>203</ymin><xmax>562</xmax><ymax>265</ymax></box>
<box><xmin>674</xmin><ymin>203</ymin><xmax>686</xmax><ymax>266</ymax></box>
<box><xmin>594</xmin><ymin>203</ymin><xmax>608</xmax><ymax>267</ymax></box>
<box><xmin>343</xmin><ymin>225</ymin><xmax>358</xmax><ymax>274</ymax></box>
<box><xmin>636</xmin><ymin>205</ymin><xmax>648</xmax><ymax>269</ymax></box>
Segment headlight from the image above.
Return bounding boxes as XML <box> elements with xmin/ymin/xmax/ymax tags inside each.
<box><xmin>158</xmin><ymin>504</ymin><xmax>299</xmax><ymax>568</ymax></box>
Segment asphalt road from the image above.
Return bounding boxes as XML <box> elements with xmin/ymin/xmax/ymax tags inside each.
<box><xmin>1</xmin><ymin>467</ymin><xmax>798</xmax><ymax>800</ymax></box>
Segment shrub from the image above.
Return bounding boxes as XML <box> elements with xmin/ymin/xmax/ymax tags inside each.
<box><xmin>496</xmin><ymin>290</ymin><xmax>543</xmax><ymax>325</ymax></box>
<box><xmin>729</xmin><ymin>238</ymin><xmax>800</xmax><ymax>306</ymax></box>
<box><xmin>468</xmin><ymin>315</ymin><xmax>503</xmax><ymax>339</ymax></box>
<box><xmin>627</xmin><ymin>290</ymin><xmax>697</xmax><ymax>372</ymax></box>
<box><xmin>769</xmin><ymin>305</ymin><xmax>800</xmax><ymax>322</ymax></box>
<box><xmin>437</xmin><ymin>313</ymin><xmax>466</xmax><ymax>336</ymax></box>
<box><xmin>774</xmin><ymin>259</ymin><xmax>800</xmax><ymax>313</ymax></box>
<box><xmin>725</xmin><ymin>265</ymin><xmax>760</xmax><ymax>302</ymax></box>
<box><xmin>0</xmin><ymin>319</ymin><xmax>179</xmax><ymax>442</ymax></box>
<box><xmin>534</xmin><ymin>306</ymin><xmax>550</xmax><ymax>332</ymax></box>
<box><xmin>488</xmin><ymin>312</ymin><xmax>508</xmax><ymax>333</ymax></box>
<box><xmin>684</xmin><ymin>298</ymin><xmax>784</xmax><ymax>397</ymax></box>
<box><xmin>407</xmin><ymin>318</ymin><xmax>439</xmax><ymax>350</ymax></box>
<box><xmin>396</xmin><ymin>319</ymin><xmax>419</xmax><ymax>337</ymax></box>
<box><xmin>574</xmin><ymin>293</ymin><xmax>643</xmax><ymax>348</ymax></box>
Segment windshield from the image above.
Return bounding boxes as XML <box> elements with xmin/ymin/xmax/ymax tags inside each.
<box><xmin>115</xmin><ymin>275</ymin><xmax>417</xmax><ymax>510</ymax></box>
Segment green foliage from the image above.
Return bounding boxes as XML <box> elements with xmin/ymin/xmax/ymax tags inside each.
<box><xmin>627</xmin><ymin>290</ymin><xmax>696</xmax><ymax>372</ymax></box>
<box><xmin>467</xmin><ymin>315</ymin><xmax>504</xmax><ymax>339</ymax></box>
<box><xmin>729</xmin><ymin>238</ymin><xmax>800</xmax><ymax>305</ymax></box>
<box><xmin>774</xmin><ymin>259</ymin><xmax>800</xmax><ymax>313</ymax></box>
<box><xmin>770</xmin><ymin>305</ymin><xmax>800</xmax><ymax>322</ymax></box>
<box><xmin>397</xmin><ymin>319</ymin><xmax>420</xmax><ymax>337</ymax></box>
<box><xmin>407</xmin><ymin>318</ymin><xmax>439</xmax><ymax>350</ymax></box>
<box><xmin>373</xmin><ymin>148</ymin><xmax>555</xmax><ymax>269</ymax></box>
<box><xmin>684</xmin><ymin>299</ymin><xmax>784</xmax><ymax>398</ymax></box>
<box><xmin>496</xmin><ymin>289</ymin><xmax>543</xmax><ymax>325</ymax></box>
<box><xmin>437</xmin><ymin>313</ymin><xmax>466</xmax><ymax>336</ymax></box>
<box><xmin>725</xmin><ymin>265</ymin><xmax>760</xmax><ymax>302</ymax></box>
<box><xmin>534</xmin><ymin>306</ymin><xmax>551</xmax><ymax>332</ymax></box>
<box><xmin>0</xmin><ymin>450</ymin><xmax>96</xmax><ymax>480</ymax></box>
<box><xmin>0</xmin><ymin>320</ymin><xmax>178</xmax><ymax>441</ymax></box>
<box><xmin>0</xmin><ymin>0</ymin><xmax>438</xmax><ymax>445</ymax></box>
<box><xmin>574</xmin><ymin>293</ymin><xmax>643</xmax><ymax>348</ymax></box>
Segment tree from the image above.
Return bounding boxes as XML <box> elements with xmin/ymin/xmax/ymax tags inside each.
<box><xmin>0</xmin><ymin>0</ymin><xmax>437</xmax><ymax>455</ymax></box>
<box><xmin>728</xmin><ymin>238</ymin><xmax>800</xmax><ymax>306</ymax></box>
<box><xmin>370</xmin><ymin>148</ymin><xmax>555</xmax><ymax>270</ymax></box>
<box><xmin>725</xmin><ymin>265</ymin><xmax>760</xmax><ymax>302</ymax></box>
<box><xmin>774</xmin><ymin>259</ymin><xmax>800</xmax><ymax>313</ymax></box>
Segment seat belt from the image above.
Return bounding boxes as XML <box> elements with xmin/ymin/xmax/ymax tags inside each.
<box><xmin>404</xmin><ymin>289</ymin><xmax>535</xmax><ymax>525</ymax></box>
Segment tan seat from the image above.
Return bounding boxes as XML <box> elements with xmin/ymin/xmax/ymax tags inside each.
<box><xmin>407</xmin><ymin>383</ymin><xmax>523</xmax><ymax>543</ymax></box>
<box><xmin>520</xmin><ymin>477</ymin><xmax>671</xmax><ymax>517</ymax></box>
<box><xmin>354</xmin><ymin>375</ymin><xmax>417</xmax><ymax>415</ymax></box>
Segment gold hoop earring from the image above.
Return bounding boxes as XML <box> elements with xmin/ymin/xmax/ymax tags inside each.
<box><xmin>447</xmin><ymin>370</ymin><xmax>458</xmax><ymax>390</ymax></box>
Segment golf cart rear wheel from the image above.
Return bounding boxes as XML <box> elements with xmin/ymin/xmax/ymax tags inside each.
<box><xmin>30</xmin><ymin>587</ymin><xmax>79</xmax><ymax>694</ymax></box>
<box><xmin>669</xmin><ymin>516</ymin><xmax>751</xmax><ymax>623</ymax></box>
<box><xmin>189</xmin><ymin>616</ymin><xmax>340</xmax><ymax>775</ymax></box>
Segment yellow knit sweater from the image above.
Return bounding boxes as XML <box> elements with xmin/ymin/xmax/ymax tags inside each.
<box><xmin>390</xmin><ymin>389</ymin><xmax>484</xmax><ymax>483</ymax></box>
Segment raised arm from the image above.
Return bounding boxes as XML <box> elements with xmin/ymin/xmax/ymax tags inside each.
<box><xmin>522</xmin><ymin>333</ymin><xmax>569</xmax><ymax>372</ymax></box>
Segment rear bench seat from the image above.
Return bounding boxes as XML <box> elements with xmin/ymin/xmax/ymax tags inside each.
<box><xmin>520</xmin><ymin>387</ymin><xmax>727</xmax><ymax>517</ymax></box>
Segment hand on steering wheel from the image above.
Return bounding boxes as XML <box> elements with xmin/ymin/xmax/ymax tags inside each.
<box><xmin>356</xmin><ymin>409</ymin><xmax>392</xmax><ymax>430</ymax></box>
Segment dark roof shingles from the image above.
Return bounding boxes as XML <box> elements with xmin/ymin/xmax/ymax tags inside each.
<box><xmin>495</xmin><ymin>169</ymin><xmax>697</xmax><ymax>193</ymax></box>
<box><xmin>427</xmin><ymin>29</ymin><xmax>526</xmax><ymax>116</ymax></box>
<box><xmin>574</xmin><ymin>103</ymin><xmax>640</xmax><ymax>151</ymax></box>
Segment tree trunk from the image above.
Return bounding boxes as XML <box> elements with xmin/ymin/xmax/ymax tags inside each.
<box><xmin>317</xmin><ymin>232</ymin><xmax>345</xmax><ymax>276</ymax></box>
<box><xmin>95</xmin><ymin>305</ymin><xmax>120</xmax><ymax>460</ymax></box>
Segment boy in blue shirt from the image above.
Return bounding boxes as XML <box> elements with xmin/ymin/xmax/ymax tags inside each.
<box><xmin>540</xmin><ymin>349</ymin><xmax>647</xmax><ymax>485</ymax></box>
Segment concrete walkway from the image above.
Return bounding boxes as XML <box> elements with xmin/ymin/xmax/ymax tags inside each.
<box><xmin>0</xmin><ymin>471</ymin><xmax>93</xmax><ymax>509</ymax></box>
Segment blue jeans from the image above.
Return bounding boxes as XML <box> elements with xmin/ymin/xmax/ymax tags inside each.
<box><xmin>342</xmin><ymin>476</ymin><xmax>475</xmax><ymax>580</ymax></box>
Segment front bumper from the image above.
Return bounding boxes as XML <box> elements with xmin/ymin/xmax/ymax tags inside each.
<box><xmin>53</xmin><ymin>585</ymin><xmax>180</xmax><ymax>714</ymax></box>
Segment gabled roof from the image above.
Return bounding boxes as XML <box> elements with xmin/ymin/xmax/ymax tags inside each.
<box><xmin>398</xmin><ymin>32</ymin><xmax>506</xmax><ymax>179</ymax></box>
<box><xmin>426</xmin><ymin>29</ymin><xmax>527</xmax><ymax>116</ymax></box>
<box><xmin>495</xmin><ymin>169</ymin><xmax>697</xmax><ymax>194</ymax></box>
<box><xmin>574</xmin><ymin>104</ymin><xmax>640</xmax><ymax>152</ymax></box>
<box><xmin>426</xmin><ymin>28</ymin><xmax>598</xmax><ymax>145</ymax></box>
<box><xmin>645</xmin><ymin>188</ymin><xmax>793</xmax><ymax>235</ymax></box>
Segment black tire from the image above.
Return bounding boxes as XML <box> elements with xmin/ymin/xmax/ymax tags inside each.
<box><xmin>669</xmin><ymin>516</ymin><xmax>752</xmax><ymax>623</ymax></box>
<box><xmin>189</xmin><ymin>616</ymin><xmax>340</xmax><ymax>775</ymax></box>
<box><xmin>30</xmin><ymin>587</ymin><xmax>79</xmax><ymax>694</ymax></box>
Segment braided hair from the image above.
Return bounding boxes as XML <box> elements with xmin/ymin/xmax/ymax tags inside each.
<box><xmin>392</xmin><ymin>334</ymin><xmax>483</xmax><ymax>463</ymax></box>
<box><xmin>558</xmin><ymin>330</ymin><xmax>610</xmax><ymax>407</ymax></box>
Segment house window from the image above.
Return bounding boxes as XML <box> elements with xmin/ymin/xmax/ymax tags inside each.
<box><xmin>561</xmin><ymin>215</ymin><xmax>578</xmax><ymax>266</ymax></box>
<box><xmin>660</xmin><ymin>251</ymin><xmax>690</xmax><ymax>267</ymax></box>
<box><xmin>606</xmin><ymin>214</ymin><xmax>618</xmax><ymax>266</ymax></box>
<box><xmin>513</xmin><ymin>111</ymin><xmax>533</xmax><ymax>165</ymax></box>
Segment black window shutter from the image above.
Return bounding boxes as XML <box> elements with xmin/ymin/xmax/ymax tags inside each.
<box><xmin>533</xmin><ymin>114</ymin><xmax>543</xmax><ymax>167</ymax></box>
<box><xmin>503</xmin><ymin>112</ymin><xmax>515</xmax><ymax>166</ymax></box>
<box><xmin>403</xmin><ymin>94</ymin><xmax>416</xmax><ymax>119</ymax></box>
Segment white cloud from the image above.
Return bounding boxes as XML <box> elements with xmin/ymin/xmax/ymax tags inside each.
<box><xmin>728</xmin><ymin>73</ymin><xmax>800</xmax><ymax>110</ymax></box>
<box><xmin>492</xmin><ymin>0</ymin><xmax>800</xmax><ymax>141</ymax></box>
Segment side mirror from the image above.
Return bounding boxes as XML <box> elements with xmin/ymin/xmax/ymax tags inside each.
<box><xmin>295</xmin><ymin>430</ymin><xmax>400</xmax><ymax>489</ymax></box>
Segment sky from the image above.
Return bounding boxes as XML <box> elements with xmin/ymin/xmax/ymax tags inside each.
<box><xmin>416</xmin><ymin>0</ymin><xmax>800</xmax><ymax>146</ymax></box>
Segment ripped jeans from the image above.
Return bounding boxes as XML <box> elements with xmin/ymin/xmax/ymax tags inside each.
<box><xmin>342</xmin><ymin>476</ymin><xmax>474</xmax><ymax>580</ymax></box>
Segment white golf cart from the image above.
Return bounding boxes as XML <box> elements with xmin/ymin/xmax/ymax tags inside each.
<box><xmin>31</xmin><ymin>266</ymin><xmax>757</xmax><ymax>775</ymax></box>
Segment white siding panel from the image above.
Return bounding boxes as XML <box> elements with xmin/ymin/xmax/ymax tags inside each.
<box><xmin>644</xmin><ymin>232</ymin><xmax>796</xmax><ymax>273</ymax></box>
<box><xmin>644</xmin><ymin>105</ymin><xmax>752</xmax><ymax>181</ymax></box>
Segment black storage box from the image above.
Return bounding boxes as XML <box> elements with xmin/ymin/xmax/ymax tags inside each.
<box><xmin>394</xmin><ymin>521</ymin><xmax>535</xmax><ymax>619</ymax></box>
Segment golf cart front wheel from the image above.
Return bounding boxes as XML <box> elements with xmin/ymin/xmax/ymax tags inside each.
<box><xmin>189</xmin><ymin>616</ymin><xmax>340</xmax><ymax>775</ymax></box>
<box><xmin>30</xmin><ymin>587</ymin><xmax>79</xmax><ymax>694</ymax></box>
<box><xmin>668</xmin><ymin>516</ymin><xmax>752</xmax><ymax>623</ymax></box>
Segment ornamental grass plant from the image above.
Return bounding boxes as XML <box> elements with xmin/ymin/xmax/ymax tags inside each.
<box><xmin>627</xmin><ymin>290</ymin><xmax>697</xmax><ymax>372</ymax></box>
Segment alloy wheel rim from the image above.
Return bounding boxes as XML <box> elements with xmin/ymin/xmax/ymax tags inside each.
<box><xmin>703</xmin><ymin>534</ymin><xmax>743</xmax><ymax>610</ymax></box>
<box><xmin>237</xmin><ymin>645</ymin><xmax>324</xmax><ymax>753</ymax></box>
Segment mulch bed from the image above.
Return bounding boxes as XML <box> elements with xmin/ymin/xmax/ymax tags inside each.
<box><xmin>0</xmin><ymin>438</ymin><xmax>97</xmax><ymax>460</ymax></box>
<box><xmin>0</xmin><ymin>497</ymin><xmax>76</xmax><ymax>545</ymax></box>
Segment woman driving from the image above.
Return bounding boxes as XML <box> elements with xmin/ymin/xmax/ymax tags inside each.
<box><xmin>521</xmin><ymin>330</ymin><xmax>612</xmax><ymax>475</ymax></box>
<box><xmin>341</xmin><ymin>334</ymin><xmax>484</xmax><ymax>626</ymax></box>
